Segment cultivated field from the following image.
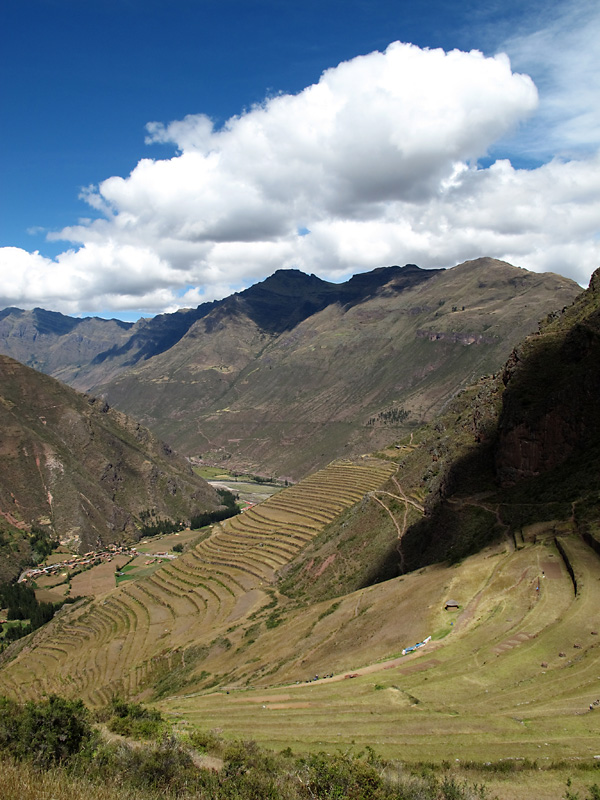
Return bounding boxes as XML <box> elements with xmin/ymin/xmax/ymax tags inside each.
<box><xmin>0</xmin><ymin>458</ymin><xmax>395</xmax><ymax>707</ymax></box>
<box><xmin>156</xmin><ymin>528</ymin><xmax>600</xmax><ymax>798</ymax></box>
<box><xmin>2</xmin><ymin>458</ymin><xmax>599</xmax><ymax>799</ymax></box>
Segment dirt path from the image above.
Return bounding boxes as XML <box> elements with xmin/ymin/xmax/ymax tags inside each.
<box><xmin>367</xmin><ymin>476</ymin><xmax>425</xmax><ymax>573</ymax></box>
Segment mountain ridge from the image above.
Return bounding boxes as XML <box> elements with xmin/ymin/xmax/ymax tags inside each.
<box><xmin>0</xmin><ymin>259</ymin><xmax>581</xmax><ymax>479</ymax></box>
<box><xmin>0</xmin><ymin>354</ymin><xmax>220</xmax><ymax>582</ymax></box>
<box><xmin>95</xmin><ymin>258</ymin><xmax>580</xmax><ymax>478</ymax></box>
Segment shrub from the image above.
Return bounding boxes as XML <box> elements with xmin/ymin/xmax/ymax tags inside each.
<box><xmin>105</xmin><ymin>698</ymin><xmax>164</xmax><ymax>740</ymax></box>
<box><xmin>0</xmin><ymin>694</ymin><xmax>93</xmax><ymax>768</ymax></box>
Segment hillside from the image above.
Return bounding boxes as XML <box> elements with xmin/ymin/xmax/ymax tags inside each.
<box><xmin>0</xmin><ymin>355</ymin><xmax>220</xmax><ymax>582</ymax></box>
<box><xmin>0</xmin><ymin>274</ymin><xmax>599</xmax><ymax>778</ymax></box>
<box><xmin>95</xmin><ymin>258</ymin><xmax>579</xmax><ymax>479</ymax></box>
<box><xmin>0</xmin><ymin>259</ymin><xmax>580</xmax><ymax>481</ymax></box>
<box><xmin>0</xmin><ymin>458</ymin><xmax>396</xmax><ymax>701</ymax></box>
<box><xmin>280</xmin><ymin>267</ymin><xmax>600</xmax><ymax>603</ymax></box>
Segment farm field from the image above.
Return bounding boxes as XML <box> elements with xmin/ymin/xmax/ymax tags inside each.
<box><xmin>0</xmin><ymin>458</ymin><xmax>395</xmax><ymax>707</ymax></box>
<box><xmin>157</xmin><ymin>529</ymin><xmax>600</xmax><ymax>774</ymax></box>
<box><xmin>1</xmin><ymin>456</ymin><xmax>599</xmax><ymax>800</ymax></box>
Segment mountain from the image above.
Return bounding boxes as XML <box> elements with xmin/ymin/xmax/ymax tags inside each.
<box><xmin>0</xmin><ymin>355</ymin><xmax>220</xmax><ymax>582</ymax></box>
<box><xmin>0</xmin><ymin>260</ymin><xmax>581</xmax><ymax>480</ymax></box>
<box><xmin>0</xmin><ymin>264</ymin><xmax>435</xmax><ymax>390</ymax></box>
<box><xmin>0</xmin><ymin>307</ymin><xmax>134</xmax><ymax>385</ymax></box>
<box><xmin>281</xmin><ymin>268</ymin><xmax>600</xmax><ymax>602</ymax></box>
<box><xmin>94</xmin><ymin>259</ymin><xmax>580</xmax><ymax>479</ymax></box>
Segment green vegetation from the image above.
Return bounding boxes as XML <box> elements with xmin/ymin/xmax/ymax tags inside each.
<box><xmin>190</xmin><ymin>488</ymin><xmax>240</xmax><ymax>528</ymax></box>
<box><xmin>29</xmin><ymin>525</ymin><xmax>59</xmax><ymax>562</ymax></box>
<box><xmin>0</xmin><ymin>581</ymin><xmax>80</xmax><ymax>648</ymax></box>
<box><xmin>103</xmin><ymin>697</ymin><xmax>165</xmax><ymax>740</ymax></box>
<box><xmin>139</xmin><ymin>509</ymin><xmax>184</xmax><ymax>537</ymax></box>
<box><xmin>0</xmin><ymin>693</ymin><xmax>501</xmax><ymax>799</ymax></box>
<box><xmin>0</xmin><ymin>694</ymin><xmax>92</xmax><ymax>768</ymax></box>
<box><xmin>190</xmin><ymin>506</ymin><xmax>239</xmax><ymax>529</ymax></box>
<box><xmin>366</xmin><ymin>407</ymin><xmax>410</xmax><ymax>427</ymax></box>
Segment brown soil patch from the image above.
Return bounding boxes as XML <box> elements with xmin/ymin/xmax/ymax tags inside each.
<box><xmin>541</xmin><ymin>560</ymin><xmax>562</xmax><ymax>579</ymax></box>
<box><xmin>493</xmin><ymin>632</ymin><xmax>534</xmax><ymax>654</ymax></box>
<box><xmin>34</xmin><ymin>587</ymin><xmax>68</xmax><ymax>603</ymax></box>
<box><xmin>396</xmin><ymin>658</ymin><xmax>441</xmax><ymax>675</ymax></box>
<box><xmin>315</xmin><ymin>553</ymin><xmax>337</xmax><ymax>578</ymax></box>
<box><xmin>266</xmin><ymin>702</ymin><xmax>313</xmax><ymax>710</ymax></box>
<box><xmin>70</xmin><ymin>555</ymin><xmax>130</xmax><ymax>596</ymax></box>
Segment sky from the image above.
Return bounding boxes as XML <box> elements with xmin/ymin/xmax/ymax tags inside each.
<box><xmin>1</xmin><ymin>0</ymin><xmax>599</xmax><ymax>320</ymax></box>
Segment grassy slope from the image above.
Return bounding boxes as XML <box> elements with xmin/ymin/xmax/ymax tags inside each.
<box><xmin>160</xmin><ymin>530</ymin><xmax>600</xmax><ymax>766</ymax></box>
<box><xmin>0</xmin><ymin>458</ymin><xmax>395</xmax><ymax>705</ymax></box>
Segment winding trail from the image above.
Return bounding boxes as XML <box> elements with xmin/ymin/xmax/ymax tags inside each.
<box><xmin>367</xmin><ymin>474</ymin><xmax>425</xmax><ymax>574</ymax></box>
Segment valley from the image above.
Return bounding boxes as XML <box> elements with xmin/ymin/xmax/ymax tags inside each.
<box><xmin>1</xmin><ymin>260</ymin><xmax>599</xmax><ymax>799</ymax></box>
<box><xmin>0</xmin><ymin>259</ymin><xmax>581</xmax><ymax>479</ymax></box>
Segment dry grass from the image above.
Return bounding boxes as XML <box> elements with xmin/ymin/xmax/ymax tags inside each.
<box><xmin>158</xmin><ymin>532</ymin><xmax>600</xmax><ymax>769</ymax></box>
<box><xmin>0</xmin><ymin>759</ymin><xmax>158</xmax><ymax>800</ymax></box>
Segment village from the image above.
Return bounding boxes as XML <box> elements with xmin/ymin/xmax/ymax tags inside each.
<box><xmin>17</xmin><ymin>544</ymin><xmax>138</xmax><ymax>584</ymax></box>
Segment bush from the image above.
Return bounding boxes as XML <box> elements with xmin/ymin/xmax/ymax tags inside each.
<box><xmin>105</xmin><ymin>698</ymin><xmax>164</xmax><ymax>740</ymax></box>
<box><xmin>0</xmin><ymin>694</ymin><xmax>93</xmax><ymax>768</ymax></box>
<box><xmin>298</xmin><ymin>751</ymin><xmax>383</xmax><ymax>800</ymax></box>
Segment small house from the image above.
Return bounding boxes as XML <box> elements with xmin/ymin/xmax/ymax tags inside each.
<box><xmin>444</xmin><ymin>600</ymin><xmax>460</xmax><ymax>610</ymax></box>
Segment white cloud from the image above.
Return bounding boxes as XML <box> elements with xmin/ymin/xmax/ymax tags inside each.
<box><xmin>0</xmin><ymin>38</ymin><xmax>598</xmax><ymax>316</ymax></box>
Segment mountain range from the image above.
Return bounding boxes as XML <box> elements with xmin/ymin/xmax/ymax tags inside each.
<box><xmin>0</xmin><ymin>258</ymin><xmax>581</xmax><ymax>480</ymax></box>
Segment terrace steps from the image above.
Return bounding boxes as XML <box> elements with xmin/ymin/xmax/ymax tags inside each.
<box><xmin>0</xmin><ymin>457</ymin><xmax>394</xmax><ymax>703</ymax></box>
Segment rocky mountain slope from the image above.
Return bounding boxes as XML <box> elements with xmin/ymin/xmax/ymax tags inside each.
<box><xmin>0</xmin><ymin>260</ymin><xmax>580</xmax><ymax>480</ymax></box>
<box><xmin>280</xmin><ymin>268</ymin><xmax>600</xmax><ymax>603</ymax></box>
<box><xmin>0</xmin><ymin>307</ymin><xmax>134</xmax><ymax>385</ymax></box>
<box><xmin>95</xmin><ymin>259</ymin><xmax>579</xmax><ymax>479</ymax></box>
<box><xmin>0</xmin><ymin>355</ymin><xmax>220</xmax><ymax>582</ymax></box>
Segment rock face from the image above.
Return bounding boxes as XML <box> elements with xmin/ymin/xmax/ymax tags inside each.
<box><xmin>495</xmin><ymin>268</ymin><xmax>600</xmax><ymax>485</ymax></box>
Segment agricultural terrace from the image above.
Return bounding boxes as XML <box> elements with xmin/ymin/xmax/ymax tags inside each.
<box><xmin>161</xmin><ymin>527</ymin><xmax>600</xmax><ymax>774</ymax></box>
<box><xmin>0</xmin><ymin>458</ymin><xmax>394</xmax><ymax>706</ymax></box>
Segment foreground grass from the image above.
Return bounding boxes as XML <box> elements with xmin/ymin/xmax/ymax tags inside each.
<box><xmin>0</xmin><ymin>759</ymin><xmax>156</xmax><ymax>800</ymax></box>
<box><xmin>0</xmin><ymin>693</ymin><xmax>499</xmax><ymax>800</ymax></box>
<box><xmin>3</xmin><ymin>753</ymin><xmax>600</xmax><ymax>800</ymax></box>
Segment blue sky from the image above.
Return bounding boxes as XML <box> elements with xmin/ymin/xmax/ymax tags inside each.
<box><xmin>1</xmin><ymin>0</ymin><xmax>599</xmax><ymax>319</ymax></box>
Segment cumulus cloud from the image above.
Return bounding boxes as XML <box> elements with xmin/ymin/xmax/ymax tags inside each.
<box><xmin>1</xmin><ymin>38</ymin><xmax>598</xmax><ymax>316</ymax></box>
